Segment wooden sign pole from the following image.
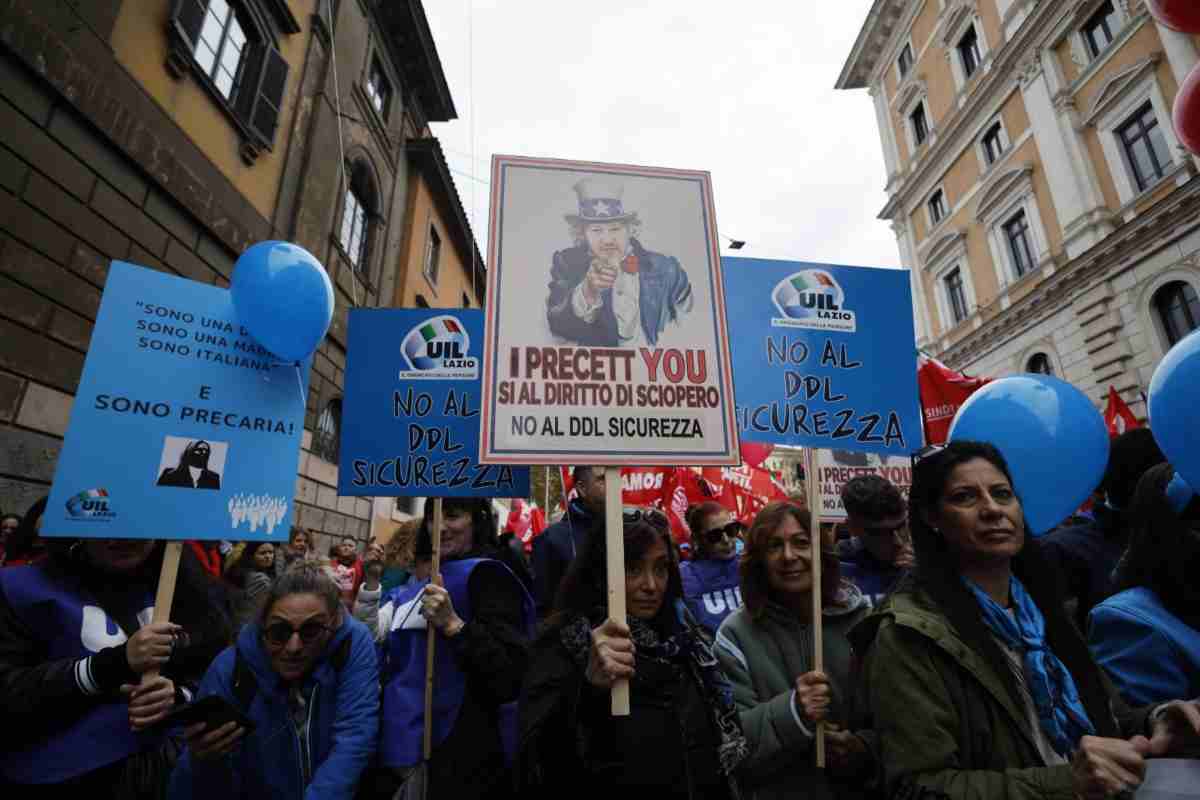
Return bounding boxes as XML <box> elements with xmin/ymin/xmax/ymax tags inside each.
<box><xmin>604</xmin><ymin>465</ymin><xmax>630</xmax><ymax>715</ymax></box>
<box><xmin>804</xmin><ymin>447</ymin><xmax>826</xmax><ymax>768</ymax></box>
<box><xmin>140</xmin><ymin>540</ymin><xmax>183</xmax><ymax>685</ymax></box>
<box><xmin>423</xmin><ymin>497</ymin><xmax>444</xmax><ymax>761</ymax></box>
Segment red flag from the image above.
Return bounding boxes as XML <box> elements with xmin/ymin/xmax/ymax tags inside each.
<box><xmin>506</xmin><ymin>499</ymin><xmax>532</xmax><ymax>539</ymax></box>
<box><xmin>739</xmin><ymin>442</ymin><xmax>774</xmax><ymax>469</ymax></box>
<box><xmin>559</xmin><ymin>466</ymin><xmax>576</xmax><ymax>510</ymax></box>
<box><xmin>1104</xmin><ymin>386</ymin><xmax>1140</xmax><ymax>438</ymax></box>
<box><xmin>620</xmin><ymin>467</ymin><xmax>672</xmax><ymax>506</ymax></box>
<box><xmin>663</xmin><ymin>469</ymin><xmax>693</xmax><ymax>545</ymax></box>
<box><xmin>918</xmin><ymin>355</ymin><xmax>991</xmax><ymax>445</ymax></box>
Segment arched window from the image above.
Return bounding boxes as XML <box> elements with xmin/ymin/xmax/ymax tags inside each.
<box><xmin>339</xmin><ymin>161</ymin><xmax>377</xmax><ymax>275</ymax></box>
<box><xmin>313</xmin><ymin>398</ymin><xmax>341</xmax><ymax>463</ymax></box>
<box><xmin>1026</xmin><ymin>352</ymin><xmax>1054</xmax><ymax>375</ymax></box>
<box><xmin>1153</xmin><ymin>280</ymin><xmax>1200</xmax><ymax>347</ymax></box>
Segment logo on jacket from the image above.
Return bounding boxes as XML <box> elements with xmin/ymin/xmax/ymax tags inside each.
<box><xmin>399</xmin><ymin>315</ymin><xmax>477</xmax><ymax>379</ymax></box>
<box><xmin>770</xmin><ymin>269</ymin><xmax>856</xmax><ymax>333</ymax></box>
<box><xmin>65</xmin><ymin>489</ymin><xmax>116</xmax><ymax>520</ymax></box>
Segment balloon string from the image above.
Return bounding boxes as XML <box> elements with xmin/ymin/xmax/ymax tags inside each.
<box><xmin>292</xmin><ymin>363</ymin><xmax>305</xmax><ymax>414</ymax></box>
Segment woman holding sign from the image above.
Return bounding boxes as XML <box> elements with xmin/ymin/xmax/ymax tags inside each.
<box><xmin>714</xmin><ymin>501</ymin><xmax>875</xmax><ymax>800</ymax></box>
<box><xmin>853</xmin><ymin>441</ymin><xmax>1200</xmax><ymax>800</ymax></box>
<box><xmin>518</xmin><ymin>508</ymin><xmax>748</xmax><ymax>799</ymax></box>
<box><xmin>0</xmin><ymin>537</ymin><xmax>230</xmax><ymax>795</ymax></box>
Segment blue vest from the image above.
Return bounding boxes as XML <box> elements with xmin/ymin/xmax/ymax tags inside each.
<box><xmin>378</xmin><ymin>558</ymin><xmax>534</xmax><ymax>768</ymax></box>
<box><xmin>0</xmin><ymin>564</ymin><xmax>161</xmax><ymax>783</ymax></box>
<box><xmin>679</xmin><ymin>557</ymin><xmax>742</xmax><ymax>633</ymax></box>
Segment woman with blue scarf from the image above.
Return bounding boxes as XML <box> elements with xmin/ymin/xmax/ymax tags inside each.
<box><xmin>850</xmin><ymin>441</ymin><xmax>1200</xmax><ymax>800</ymax></box>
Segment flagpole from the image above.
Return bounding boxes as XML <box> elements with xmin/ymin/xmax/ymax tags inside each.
<box><xmin>804</xmin><ymin>447</ymin><xmax>825</xmax><ymax>768</ymax></box>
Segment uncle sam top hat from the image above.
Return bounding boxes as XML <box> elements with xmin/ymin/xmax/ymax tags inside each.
<box><xmin>565</xmin><ymin>177</ymin><xmax>639</xmax><ymax>225</ymax></box>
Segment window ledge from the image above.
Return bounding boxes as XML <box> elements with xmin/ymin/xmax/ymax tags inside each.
<box><xmin>1118</xmin><ymin>161</ymin><xmax>1191</xmax><ymax>221</ymax></box>
<box><xmin>1071</xmin><ymin>14</ymin><xmax>1148</xmax><ymax>96</ymax></box>
<box><xmin>328</xmin><ymin>234</ymin><xmax>375</xmax><ymax>295</ymax></box>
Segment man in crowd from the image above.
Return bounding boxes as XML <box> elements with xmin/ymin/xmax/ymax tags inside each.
<box><xmin>1041</xmin><ymin>427</ymin><xmax>1165</xmax><ymax>630</ymax></box>
<box><xmin>328</xmin><ymin>535</ymin><xmax>365</xmax><ymax>609</ymax></box>
<box><xmin>532</xmin><ymin>466</ymin><xmax>605</xmax><ymax>616</ymax></box>
<box><xmin>679</xmin><ymin>501</ymin><xmax>743</xmax><ymax>633</ymax></box>
<box><xmin>836</xmin><ymin>474</ymin><xmax>913</xmax><ymax>606</ymax></box>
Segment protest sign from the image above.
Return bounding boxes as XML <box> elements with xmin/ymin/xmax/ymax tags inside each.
<box><xmin>339</xmin><ymin>309</ymin><xmax>530</xmax><ymax>497</ymax></box>
<box><xmin>479</xmin><ymin>155</ymin><xmax>739</xmax><ymax>466</ymax></box>
<box><xmin>721</xmin><ymin>257</ymin><xmax>923</xmax><ymax>456</ymax></box>
<box><xmin>816</xmin><ymin>449</ymin><xmax>913</xmax><ymax>522</ymax></box>
<box><xmin>45</xmin><ymin>261</ymin><xmax>308</xmax><ymax>541</ymax></box>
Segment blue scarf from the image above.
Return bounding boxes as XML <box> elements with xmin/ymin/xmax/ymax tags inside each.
<box><xmin>966</xmin><ymin>575</ymin><xmax>1095</xmax><ymax>756</ymax></box>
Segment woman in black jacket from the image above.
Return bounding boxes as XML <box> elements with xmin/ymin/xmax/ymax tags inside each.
<box><xmin>519</xmin><ymin>508</ymin><xmax>748</xmax><ymax>800</ymax></box>
<box><xmin>0</xmin><ymin>537</ymin><xmax>232</xmax><ymax>797</ymax></box>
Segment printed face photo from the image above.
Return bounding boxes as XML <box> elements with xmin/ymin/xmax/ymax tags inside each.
<box><xmin>155</xmin><ymin>435</ymin><xmax>229</xmax><ymax>490</ymax></box>
<box><xmin>584</xmin><ymin>221</ymin><xmax>630</xmax><ymax>262</ymax></box>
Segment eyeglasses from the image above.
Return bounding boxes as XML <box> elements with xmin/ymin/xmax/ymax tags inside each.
<box><xmin>622</xmin><ymin>506</ymin><xmax>669</xmax><ymax>530</ymax></box>
<box><xmin>862</xmin><ymin>520</ymin><xmax>909</xmax><ymax>540</ymax></box>
<box><xmin>702</xmin><ymin>521</ymin><xmax>744</xmax><ymax>544</ymax></box>
<box><xmin>262</xmin><ymin>619</ymin><xmax>331</xmax><ymax>647</ymax></box>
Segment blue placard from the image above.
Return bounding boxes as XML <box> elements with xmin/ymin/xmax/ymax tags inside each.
<box><xmin>339</xmin><ymin>309</ymin><xmax>530</xmax><ymax>497</ymax></box>
<box><xmin>45</xmin><ymin>261</ymin><xmax>310</xmax><ymax>541</ymax></box>
<box><xmin>721</xmin><ymin>257</ymin><xmax>922</xmax><ymax>456</ymax></box>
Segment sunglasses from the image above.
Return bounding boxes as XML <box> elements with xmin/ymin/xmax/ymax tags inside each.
<box><xmin>622</xmin><ymin>506</ymin><xmax>669</xmax><ymax>529</ymax></box>
<box><xmin>262</xmin><ymin>619</ymin><xmax>331</xmax><ymax>647</ymax></box>
<box><xmin>911</xmin><ymin>443</ymin><xmax>945</xmax><ymax>468</ymax></box>
<box><xmin>702</xmin><ymin>521</ymin><xmax>744</xmax><ymax>544</ymax></box>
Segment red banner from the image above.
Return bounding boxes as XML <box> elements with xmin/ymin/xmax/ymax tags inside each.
<box><xmin>918</xmin><ymin>356</ymin><xmax>991</xmax><ymax>445</ymax></box>
<box><xmin>1104</xmin><ymin>386</ymin><xmax>1140</xmax><ymax>437</ymax></box>
<box><xmin>505</xmin><ymin>499</ymin><xmax>546</xmax><ymax>552</ymax></box>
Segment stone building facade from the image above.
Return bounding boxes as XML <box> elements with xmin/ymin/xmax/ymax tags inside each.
<box><xmin>838</xmin><ymin>0</ymin><xmax>1200</xmax><ymax>419</ymax></box>
<box><xmin>0</xmin><ymin>0</ymin><xmax>478</xmax><ymax>556</ymax></box>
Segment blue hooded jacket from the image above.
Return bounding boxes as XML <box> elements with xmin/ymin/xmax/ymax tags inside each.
<box><xmin>168</xmin><ymin>612</ymin><xmax>379</xmax><ymax>800</ymax></box>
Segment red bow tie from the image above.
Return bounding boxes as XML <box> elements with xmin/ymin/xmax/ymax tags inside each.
<box><xmin>621</xmin><ymin>255</ymin><xmax>639</xmax><ymax>274</ymax></box>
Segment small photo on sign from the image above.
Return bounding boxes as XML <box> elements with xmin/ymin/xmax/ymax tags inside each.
<box><xmin>155</xmin><ymin>436</ymin><xmax>228</xmax><ymax>490</ymax></box>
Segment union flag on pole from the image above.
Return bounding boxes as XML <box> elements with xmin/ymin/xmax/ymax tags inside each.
<box><xmin>917</xmin><ymin>355</ymin><xmax>991</xmax><ymax>445</ymax></box>
<box><xmin>1104</xmin><ymin>386</ymin><xmax>1140</xmax><ymax>438</ymax></box>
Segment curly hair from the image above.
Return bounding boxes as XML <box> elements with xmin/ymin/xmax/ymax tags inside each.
<box><xmin>567</xmin><ymin>217</ymin><xmax>643</xmax><ymax>248</ymax></box>
<box><xmin>739</xmin><ymin>500</ymin><xmax>840</xmax><ymax>619</ymax></box>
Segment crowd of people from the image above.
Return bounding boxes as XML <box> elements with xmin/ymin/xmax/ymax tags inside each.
<box><xmin>1</xmin><ymin>429</ymin><xmax>1199</xmax><ymax>799</ymax></box>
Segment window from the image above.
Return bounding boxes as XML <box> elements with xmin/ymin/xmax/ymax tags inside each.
<box><xmin>365</xmin><ymin>58</ymin><xmax>391</xmax><ymax>119</ymax></box>
<box><xmin>945</xmin><ymin>269</ymin><xmax>968</xmax><ymax>324</ymax></box>
<box><xmin>910</xmin><ymin>104</ymin><xmax>929</xmax><ymax>146</ymax></box>
<box><xmin>1082</xmin><ymin>1</ymin><xmax>1119</xmax><ymax>59</ymax></box>
<box><xmin>1153</xmin><ymin>281</ymin><xmax>1200</xmax><ymax>347</ymax></box>
<box><xmin>415</xmin><ymin>294</ymin><xmax>430</xmax><ymax>308</ymax></box>
<box><xmin>957</xmin><ymin>26</ymin><xmax>981</xmax><ymax>79</ymax></box>
<box><xmin>1003</xmin><ymin>210</ymin><xmax>1035</xmax><ymax>278</ymax></box>
<box><xmin>927</xmin><ymin>189</ymin><xmax>947</xmax><ymax>225</ymax></box>
<box><xmin>898</xmin><ymin>44</ymin><xmax>914</xmax><ymax>78</ymax></box>
<box><xmin>168</xmin><ymin>0</ymin><xmax>290</xmax><ymax>154</ymax></box>
<box><xmin>1118</xmin><ymin>101</ymin><xmax>1172</xmax><ymax>193</ymax></box>
<box><xmin>424</xmin><ymin>225</ymin><xmax>442</xmax><ymax>286</ymax></box>
<box><xmin>1026</xmin><ymin>353</ymin><xmax>1054</xmax><ymax>375</ymax></box>
<box><xmin>981</xmin><ymin>121</ymin><xmax>1006</xmax><ymax>165</ymax></box>
<box><xmin>339</xmin><ymin>162</ymin><xmax>375</xmax><ymax>273</ymax></box>
<box><xmin>462</xmin><ymin>292</ymin><xmax>470</xmax><ymax>308</ymax></box>
<box><xmin>312</xmin><ymin>399</ymin><xmax>341</xmax><ymax>464</ymax></box>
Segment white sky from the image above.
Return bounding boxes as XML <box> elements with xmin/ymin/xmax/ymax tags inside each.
<box><xmin>423</xmin><ymin>1</ymin><xmax>899</xmax><ymax>269</ymax></box>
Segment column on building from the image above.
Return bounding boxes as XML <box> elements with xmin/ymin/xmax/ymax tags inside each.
<box><xmin>892</xmin><ymin>220</ymin><xmax>932</xmax><ymax>346</ymax></box>
<box><xmin>871</xmin><ymin>83</ymin><xmax>902</xmax><ymax>182</ymax></box>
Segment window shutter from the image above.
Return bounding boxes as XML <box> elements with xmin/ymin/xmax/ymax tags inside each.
<box><xmin>247</xmin><ymin>45</ymin><xmax>289</xmax><ymax>146</ymax></box>
<box><xmin>171</xmin><ymin>0</ymin><xmax>207</xmax><ymax>49</ymax></box>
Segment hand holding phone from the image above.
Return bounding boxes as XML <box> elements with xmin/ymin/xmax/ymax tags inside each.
<box><xmin>184</xmin><ymin>720</ymin><xmax>245</xmax><ymax>761</ymax></box>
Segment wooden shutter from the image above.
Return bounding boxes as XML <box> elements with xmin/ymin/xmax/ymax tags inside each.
<box><xmin>170</xmin><ymin>0</ymin><xmax>208</xmax><ymax>49</ymax></box>
<box><xmin>246</xmin><ymin>45</ymin><xmax>288</xmax><ymax>147</ymax></box>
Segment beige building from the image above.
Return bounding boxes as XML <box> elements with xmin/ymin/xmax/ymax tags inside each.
<box><xmin>838</xmin><ymin>0</ymin><xmax>1200</xmax><ymax>418</ymax></box>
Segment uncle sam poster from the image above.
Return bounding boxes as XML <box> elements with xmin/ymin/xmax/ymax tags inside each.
<box><xmin>479</xmin><ymin>155</ymin><xmax>739</xmax><ymax>466</ymax></box>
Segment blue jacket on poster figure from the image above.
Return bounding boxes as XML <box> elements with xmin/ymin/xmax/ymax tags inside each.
<box><xmin>169</xmin><ymin>612</ymin><xmax>379</xmax><ymax>800</ymax></box>
<box><xmin>1088</xmin><ymin>586</ymin><xmax>1200</xmax><ymax>707</ymax></box>
<box><xmin>679</xmin><ymin>556</ymin><xmax>743</xmax><ymax>634</ymax></box>
<box><xmin>546</xmin><ymin>239</ymin><xmax>692</xmax><ymax>347</ymax></box>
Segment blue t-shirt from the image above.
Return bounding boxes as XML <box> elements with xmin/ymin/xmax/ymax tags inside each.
<box><xmin>679</xmin><ymin>557</ymin><xmax>742</xmax><ymax>633</ymax></box>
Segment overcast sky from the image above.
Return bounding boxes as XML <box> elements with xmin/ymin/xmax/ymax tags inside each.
<box><xmin>423</xmin><ymin>1</ymin><xmax>897</xmax><ymax>269</ymax></box>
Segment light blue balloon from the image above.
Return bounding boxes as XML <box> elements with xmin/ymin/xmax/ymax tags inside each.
<box><xmin>1149</xmin><ymin>328</ymin><xmax>1200</xmax><ymax>491</ymax></box>
<box><xmin>948</xmin><ymin>374</ymin><xmax>1108</xmax><ymax>535</ymax></box>
<box><xmin>231</xmin><ymin>241</ymin><xmax>334</xmax><ymax>362</ymax></box>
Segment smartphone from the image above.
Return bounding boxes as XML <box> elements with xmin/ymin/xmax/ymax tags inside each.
<box><xmin>161</xmin><ymin>695</ymin><xmax>256</xmax><ymax>734</ymax></box>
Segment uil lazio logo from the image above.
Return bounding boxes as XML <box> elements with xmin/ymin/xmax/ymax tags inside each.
<box><xmin>399</xmin><ymin>315</ymin><xmax>478</xmax><ymax>380</ymax></box>
<box><xmin>770</xmin><ymin>269</ymin><xmax>857</xmax><ymax>333</ymax></box>
<box><xmin>66</xmin><ymin>489</ymin><xmax>116</xmax><ymax>521</ymax></box>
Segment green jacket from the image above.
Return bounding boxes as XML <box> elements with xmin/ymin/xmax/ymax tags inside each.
<box><xmin>849</xmin><ymin>586</ymin><xmax>1151</xmax><ymax>800</ymax></box>
<box><xmin>714</xmin><ymin>583</ymin><xmax>874</xmax><ymax>800</ymax></box>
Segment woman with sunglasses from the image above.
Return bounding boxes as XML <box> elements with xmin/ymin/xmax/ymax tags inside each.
<box><xmin>713</xmin><ymin>500</ymin><xmax>875</xmax><ymax>800</ymax></box>
<box><xmin>169</xmin><ymin>562</ymin><xmax>379</xmax><ymax>799</ymax></box>
<box><xmin>519</xmin><ymin>506</ymin><xmax>748</xmax><ymax>799</ymax></box>
<box><xmin>851</xmin><ymin>441</ymin><xmax>1200</xmax><ymax>800</ymax></box>
<box><xmin>680</xmin><ymin>502</ymin><xmax>745</xmax><ymax>634</ymax></box>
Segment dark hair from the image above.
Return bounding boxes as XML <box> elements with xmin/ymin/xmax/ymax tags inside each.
<box><xmin>740</xmin><ymin>501</ymin><xmax>840</xmax><ymax>618</ymax></box>
<box><xmin>226</xmin><ymin>541</ymin><xmax>275</xmax><ymax>589</ymax></box>
<box><xmin>1101</xmin><ymin>428</ymin><xmax>1166</xmax><ymax>510</ymax></box>
<box><xmin>3</xmin><ymin>497</ymin><xmax>47</xmax><ymax>563</ymax></box>
<box><xmin>288</xmin><ymin>527</ymin><xmax>309</xmax><ymax>545</ymax></box>
<box><xmin>572</xmin><ymin>465</ymin><xmax>596</xmax><ymax>484</ymax></box>
<box><xmin>905</xmin><ymin>440</ymin><xmax>1119</xmax><ymax>737</ymax></box>
<box><xmin>1112</xmin><ymin>463</ymin><xmax>1200</xmax><ymax>629</ymax></box>
<box><xmin>841</xmin><ymin>474</ymin><xmax>905</xmax><ymax>521</ymax></box>
<box><xmin>258</xmin><ymin>562</ymin><xmax>341</xmax><ymax>627</ymax></box>
<box><xmin>550</xmin><ymin>510</ymin><xmax>682</xmax><ymax>630</ymax></box>
<box><xmin>685</xmin><ymin>501</ymin><xmax>725</xmax><ymax>535</ymax></box>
